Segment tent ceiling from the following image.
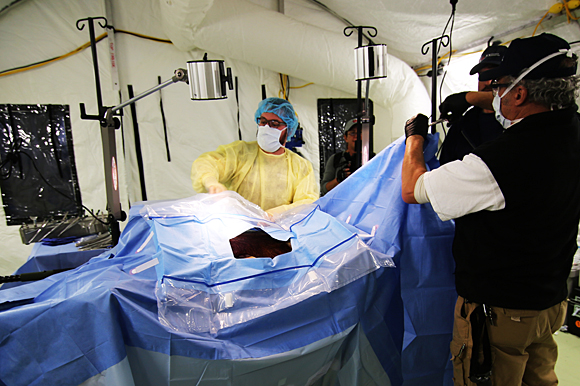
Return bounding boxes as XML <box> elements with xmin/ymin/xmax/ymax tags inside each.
<box><xmin>0</xmin><ymin>0</ymin><xmax>574</xmax><ymax>68</ymax></box>
<box><xmin>277</xmin><ymin>0</ymin><xmax>571</xmax><ymax>67</ymax></box>
<box><xmin>0</xmin><ymin>0</ymin><xmax>27</xmax><ymax>15</ymax></box>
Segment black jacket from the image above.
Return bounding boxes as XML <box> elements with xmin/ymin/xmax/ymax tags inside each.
<box><xmin>439</xmin><ymin>107</ymin><xmax>504</xmax><ymax>165</ymax></box>
<box><xmin>453</xmin><ymin>106</ymin><xmax>580</xmax><ymax>310</ymax></box>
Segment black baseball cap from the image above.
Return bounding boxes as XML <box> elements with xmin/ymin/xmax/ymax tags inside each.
<box><xmin>343</xmin><ymin>117</ymin><xmax>361</xmax><ymax>135</ymax></box>
<box><xmin>470</xmin><ymin>43</ymin><xmax>507</xmax><ymax>75</ymax></box>
<box><xmin>479</xmin><ymin>33</ymin><xmax>577</xmax><ymax>81</ymax></box>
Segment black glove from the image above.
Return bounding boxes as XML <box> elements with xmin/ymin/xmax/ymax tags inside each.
<box><xmin>439</xmin><ymin>92</ymin><xmax>470</xmax><ymax>123</ymax></box>
<box><xmin>405</xmin><ymin>114</ymin><xmax>429</xmax><ymax>140</ymax></box>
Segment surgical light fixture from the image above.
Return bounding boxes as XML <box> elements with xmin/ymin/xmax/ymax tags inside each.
<box><xmin>354</xmin><ymin>43</ymin><xmax>388</xmax><ymax>81</ymax></box>
<box><xmin>77</xmin><ymin>16</ymin><xmax>233</xmax><ymax>245</ymax></box>
<box><xmin>187</xmin><ymin>54</ymin><xmax>234</xmax><ymax>100</ymax></box>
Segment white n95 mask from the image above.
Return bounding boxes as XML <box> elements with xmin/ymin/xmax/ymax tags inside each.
<box><xmin>492</xmin><ymin>48</ymin><xmax>571</xmax><ymax>129</ymax></box>
<box><xmin>257</xmin><ymin>125</ymin><xmax>283</xmax><ymax>153</ymax></box>
<box><xmin>492</xmin><ymin>93</ymin><xmax>513</xmax><ymax>129</ymax></box>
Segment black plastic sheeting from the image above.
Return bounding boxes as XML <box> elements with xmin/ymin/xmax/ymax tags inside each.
<box><xmin>317</xmin><ymin>98</ymin><xmax>373</xmax><ymax>180</ymax></box>
<box><xmin>0</xmin><ymin>104</ymin><xmax>83</xmax><ymax>225</ymax></box>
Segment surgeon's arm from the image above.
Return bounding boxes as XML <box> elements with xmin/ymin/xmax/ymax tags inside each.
<box><xmin>191</xmin><ymin>144</ymin><xmax>235</xmax><ymax>193</ymax></box>
<box><xmin>466</xmin><ymin>91</ymin><xmax>493</xmax><ymax>111</ymax></box>
<box><xmin>401</xmin><ymin>114</ymin><xmax>429</xmax><ymax>204</ymax></box>
<box><xmin>402</xmin><ymin>136</ymin><xmax>427</xmax><ymax>204</ymax></box>
<box><xmin>440</xmin><ymin>91</ymin><xmax>494</xmax><ymax>122</ymax></box>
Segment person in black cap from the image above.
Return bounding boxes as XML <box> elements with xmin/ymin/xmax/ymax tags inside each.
<box><xmin>320</xmin><ymin>117</ymin><xmax>360</xmax><ymax>195</ymax></box>
<box><xmin>438</xmin><ymin>42</ymin><xmax>507</xmax><ymax>165</ymax></box>
<box><xmin>402</xmin><ymin>33</ymin><xmax>580</xmax><ymax>386</ymax></box>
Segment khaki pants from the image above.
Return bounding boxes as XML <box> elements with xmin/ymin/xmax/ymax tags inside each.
<box><xmin>450</xmin><ymin>296</ymin><xmax>567</xmax><ymax>386</ymax></box>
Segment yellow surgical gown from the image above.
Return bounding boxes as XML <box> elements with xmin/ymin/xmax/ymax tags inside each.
<box><xmin>191</xmin><ymin>141</ymin><xmax>319</xmax><ymax>213</ymax></box>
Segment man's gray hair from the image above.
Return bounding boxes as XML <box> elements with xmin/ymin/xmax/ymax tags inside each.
<box><xmin>509</xmin><ymin>75</ymin><xmax>580</xmax><ymax>109</ymax></box>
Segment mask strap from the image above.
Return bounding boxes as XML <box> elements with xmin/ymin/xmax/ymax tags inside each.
<box><xmin>500</xmin><ymin>49</ymin><xmax>570</xmax><ymax>98</ymax></box>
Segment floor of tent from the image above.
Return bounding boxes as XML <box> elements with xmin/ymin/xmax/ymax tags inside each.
<box><xmin>554</xmin><ymin>331</ymin><xmax>580</xmax><ymax>385</ymax></box>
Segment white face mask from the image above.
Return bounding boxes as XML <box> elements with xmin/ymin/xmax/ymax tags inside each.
<box><xmin>492</xmin><ymin>92</ymin><xmax>513</xmax><ymax>129</ymax></box>
<box><xmin>492</xmin><ymin>48</ymin><xmax>571</xmax><ymax>129</ymax></box>
<box><xmin>257</xmin><ymin>124</ymin><xmax>283</xmax><ymax>153</ymax></box>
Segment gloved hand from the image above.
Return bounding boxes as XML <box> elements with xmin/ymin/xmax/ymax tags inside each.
<box><xmin>439</xmin><ymin>92</ymin><xmax>470</xmax><ymax>123</ymax></box>
<box><xmin>336</xmin><ymin>164</ymin><xmax>350</xmax><ymax>183</ymax></box>
<box><xmin>405</xmin><ymin>114</ymin><xmax>429</xmax><ymax>140</ymax></box>
<box><xmin>207</xmin><ymin>182</ymin><xmax>227</xmax><ymax>194</ymax></box>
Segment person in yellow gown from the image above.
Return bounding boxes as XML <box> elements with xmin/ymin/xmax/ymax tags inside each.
<box><xmin>191</xmin><ymin>97</ymin><xmax>319</xmax><ymax>215</ymax></box>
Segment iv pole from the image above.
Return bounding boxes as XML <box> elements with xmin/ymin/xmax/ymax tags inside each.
<box><xmin>343</xmin><ymin>26</ymin><xmax>379</xmax><ymax>172</ymax></box>
<box><xmin>76</xmin><ymin>16</ymin><xmax>127</xmax><ymax>244</ymax></box>
<box><xmin>76</xmin><ymin>17</ymin><xmax>189</xmax><ymax>245</ymax></box>
<box><xmin>421</xmin><ymin>35</ymin><xmax>449</xmax><ymax>133</ymax></box>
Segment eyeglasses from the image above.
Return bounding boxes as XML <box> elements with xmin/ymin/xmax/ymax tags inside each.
<box><xmin>490</xmin><ymin>82</ymin><xmax>511</xmax><ymax>96</ymax></box>
<box><xmin>346</xmin><ymin>130</ymin><xmax>359</xmax><ymax>137</ymax></box>
<box><xmin>257</xmin><ymin>117</ymin><xmax>286</xmax><ymax>128</ymax></box>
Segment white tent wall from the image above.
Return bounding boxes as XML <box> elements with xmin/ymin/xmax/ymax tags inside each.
<box><xmin>0</xmin><ymin>0</ymin><xmax>421</xmax><ymax>275</ymax></box>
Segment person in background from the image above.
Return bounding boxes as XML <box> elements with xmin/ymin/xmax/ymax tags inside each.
<box><xmin>402</xmin><ymin>33</ymin><xmax>580</xmax><ymax>386</ymax></box>
<box><xmin>439</xmin><ymin>42</ymin><xmax>507</xmax><ymax>165</ymax></box>
<box><xmin>320</xmin><ymin>117</ymin><xmax>360</xmax><ymax>195</ymax></box>
<box><xmin>191</xmin><ymin>97</ymin><xmax>318</xmax><ymax>215</ymax></box>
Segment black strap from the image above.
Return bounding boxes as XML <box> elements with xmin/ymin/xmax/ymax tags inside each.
<box><xmin>469</xmin><ymin>305</ymin><xmax>492</xmax><ymax>385</ymax></box>
<box><xmin>235</xmin><ymin>76</ymin><xmax>241</xmax><ymax>140</ymax></box>
<box><xmin>333</xmin><ymin>152</ymin><xmax>342</xmax><ymax>168</ymax></box>
<box><xmin>158</xmin><ymin>76</ymin><xmax>171</xmax><ymax>162</ymax></box>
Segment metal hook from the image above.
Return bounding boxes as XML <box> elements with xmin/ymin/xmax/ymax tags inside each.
<box><xmin>76</xmin><ymin>19</ymin><xmax>86</xmax><ymax>31</ymax></box>
<box><xmin>343</xmin><ymin>26</ymin><xmax>378</xmax><ymax>38</ymax></box>
<box><xmin>343</xmin><ymin>27</ymin><xmax>355</xmax><ymax>37</ymax></box>
<box><xmin>76</xmin><ymin>17</ymin><xmax>108</xmax><ymax>31</ymax></box>
<box><xmin>421</xmin><ymin>35</ymin><xmax>450</xmax><ymax>55</ymax></box>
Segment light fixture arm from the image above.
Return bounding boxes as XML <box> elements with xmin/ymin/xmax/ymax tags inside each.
<box><xmin>97</xmin><ymin>68</ymin><xmax>189</xmax><ymax>245</ymax></box>
<box><xmin>105</xmin><ymin>69</ymin><xmax>188</xmax><ymax>120</ymax></box>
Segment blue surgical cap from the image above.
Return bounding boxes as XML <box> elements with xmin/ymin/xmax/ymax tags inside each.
<box><xmin>254</xmin><ymin>97</ymin><xmax>299</xmax><ymax>138</ymax></box>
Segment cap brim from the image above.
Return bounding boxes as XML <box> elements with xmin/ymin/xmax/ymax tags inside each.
<box><xmin>478</xmin><ymin>66</ymin><xmax>504</xmax><ymax>81</ymax></box>
<box><xmin>470</xmin><ymin>60</ymin><xmax>503</xmax><ymax>76</ymax></box>
<box><xmin>469</xmin><ymin>62</ymin><xmax>485</xmax><ymax>75</ymax></box>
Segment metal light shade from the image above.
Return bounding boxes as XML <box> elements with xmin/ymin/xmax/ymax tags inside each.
<box><xmin>186</xmin><ymin>60</ymin><xmax>230</xmax><ymax>100</ymax></box>
<box><xmin>354</xmin><ymin>44</ymin><xmax>388</xmax><ymax>81</ymax></box>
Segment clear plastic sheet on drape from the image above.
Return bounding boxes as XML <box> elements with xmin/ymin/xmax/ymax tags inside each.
<box><xmin>139</xmin><ymin>192</ymin><xmax>395</xmax><ymax>334</ymax></box>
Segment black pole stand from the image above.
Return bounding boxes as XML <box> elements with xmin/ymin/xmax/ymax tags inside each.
<box><xmin>343</xmin><ymin>26</ymin><xmax>377</xmax><ymax>172</ymax></box>
<box><xmin>96</xmin><ymin>70</ymin><xmax>189</xmax><ymax>242</ymax></box>
<box><xmin>77</xmin><ymin>16</ymin><xmax>125</xmax><ymax>245</ymax></box>
<box><xmin>421</xmin><ymin>35</ymin><xmax>449</xmax><ymax>133</ymax></box>
<box><xmin>76</xmin><ymin>17</ymin><xmax>189</xmax><ymax>246</ymax></box>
